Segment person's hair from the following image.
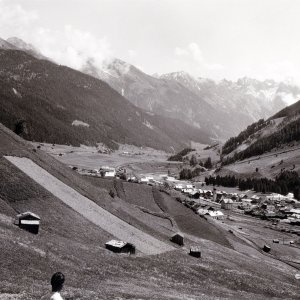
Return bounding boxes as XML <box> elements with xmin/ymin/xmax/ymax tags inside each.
<box><xmin>51</xmin><ymin>272</ymin><xmax>65</xmax><ymax>292</ymax></box>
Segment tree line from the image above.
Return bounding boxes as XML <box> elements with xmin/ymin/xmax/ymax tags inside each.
<box><xmin>222</xmin><ymin>119</ymin><xmax>267</xmax><ymax>155</ymax></box>
<box><xmin>179</xmin><ymin>157</ymin><xmax>213</xmax><ymax>179</ymax></box>
<box><xmin>222</xmin><ymin>118</ymin><xmax>300</xmax><ymax>165</ymax></box>
<box><xmin>168</xmin><ymin>148</ymin><xmax>195</xmax><ymax>161</ymax></box>
<box><xmin>205</xmin><ymin>171</ymin><xmax>300</xmax><ymax>200</ymax></box>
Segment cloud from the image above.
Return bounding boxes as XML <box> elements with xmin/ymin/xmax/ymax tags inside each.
<box><xmin>0</xmin><ymin>0</ymin><xmax>113</xmax><ymax>71</ymax></box>
<box><xmin>188</xmin><ymin>42</ymin><xmax>203</xmax><ymax>63</ymax></box>
<box><xmin>205</xmin><ymin>63</ymin><xmax>224</xmax><ymax>71</ymax></box>
<box><xmin>128</xmin><ymin>49</ymin><xmax>137</xmax><ymax>58</ymax></box>
<box><xmin>174</xmin><ymin>42</ymin><xmax>224</xmax><ymax>76</ymax></box>
<box><xmin>34</xmin><ymin>25</ymin><xmax>113</xmax><ymax>70</ymax></box>
<box><xmin>174</xmin><ymin>47</ymin><xmax>189</xmax><ymax>56</ymax></box>
<box><xmin>0</xmin><ymin>0</ymin><xmax>38</xmax><ymax>36</ymax></box>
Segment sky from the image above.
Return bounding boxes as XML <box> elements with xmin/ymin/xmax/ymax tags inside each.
<box><xmin>1</xmin><ymin>0</ymin><xmax>300</xmax><ymax>83</ymax></box>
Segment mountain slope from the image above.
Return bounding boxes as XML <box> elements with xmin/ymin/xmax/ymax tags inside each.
<box><xmin>221</xmin><ymin>100</ymin><xmax>300</xmax><ymax>173</ymax></box>
<box><xmin>271</xmin><ymin>99</ymin><xmax>300</xmax><ymax>120</ymax></box>
<box><xmin>162</xmin><ymin>73</ymin><xmax>291</xmax><ymax>121</ymax></box>
<box><xmin>0</xmin><ymin>37</ymin><xmax>18</xmax><ymax>50</ymax></box>
<box><xmin>6</xmin><ymin>36</ymin><xmax>48</xmax><ymax>60</ymax></box>
<box><xmin>83</xmin><ymin>59</ymin><xmax>231</xmax><ymax>139</ymax></box>
<box><xmin>0</xmin><ymin>49</ymin><xmax>211</xmax><ymax>151</ymax></box>
<box><xmin>82</xmin><ymin>59</ymin><xmax>300</xmax><ymax>139</ymax></box>
<box><xmin>0</xmin><ymin>123</ymin><xmax>300</xmax><ymax>299</ymax></box>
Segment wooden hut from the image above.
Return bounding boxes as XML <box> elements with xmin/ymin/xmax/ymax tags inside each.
<box><xmin>263</xmin><ymin>244</ymin><xmax>271</xmax><ymax>252</ymax></box>
<box><xmin>105</xmin><ymin>240</ymin><xmax>135</xmax><ymax>254</ymax></box>
<box><xmin>189</xmin><ymin>246</ymin><xmax>201</xmax><ymax>258</ymax></box>
<box><xmin>170</xmin><ymin>232</ymin><xmax>184</xmax><ymax>246</ymax></box>
<box><xmin>14</xmin><ymin>212</ymin><xmax>40</xmax><ymax>234</ymax></box>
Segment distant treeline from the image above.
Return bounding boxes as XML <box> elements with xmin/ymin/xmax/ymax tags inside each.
<box><xmin>222</xmin><ymin>119</ymin><xmax>267</xmax><ymax>155</ymax></box>
<box><xmin>222</xmin><ymin>118</ymin><xmax>300</xmax><ymax>165</ymax></box>
<box><xmin>168</xmin><ymin>148</ymin><xmax>195</xmax><ymax>161</ymax></box>
<box><xmin>179</xmin><ymin>156</ymin><xmax>213</xmax><ymax>180</ymax></box>
<box><xmin>179</xmin><ymin>167</ymin><xmax>204</xmax><ymax>180</ymax></box>
<box><xmin>205</xmin><ymin>171</ymin><xmax>300</xmax><ymax>200</ymax></box>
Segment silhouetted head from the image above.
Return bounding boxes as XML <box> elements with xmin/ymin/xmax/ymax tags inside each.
<box><xmin>51</xmin><ymin>272</ymin><xmax>65</xmax><ymax>292</ymax></box>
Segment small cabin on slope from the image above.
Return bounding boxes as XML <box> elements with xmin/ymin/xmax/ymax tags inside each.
<box><xmin>14</xmin><ymin>212</ymin><xmax>40</xmax><ymax>234</ymax></box>
<box><xmin>189</xmin><ymin>246</ymin><xmax>201</xmax><ymax>258</ymax></box>
<box><xmin>170</xmin><ymin>232</ymin><xmax>184</xmax><ymax>246</ymax></box>
<box><xmin>105</xmin><ymin>240</ymin><xmax>136</xmax><ymax>254</ymax></box>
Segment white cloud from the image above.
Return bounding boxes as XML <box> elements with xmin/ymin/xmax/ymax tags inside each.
<box><xmin>34</xmin><ymin>25</ymin><xmax>113</xmax><ymax>70</ymax></box>
<box><xmin>0</xmin><ymin>0</ymin><xmax>38</xmax><ymax>37</ymax></box>
<box><xmin>0</xmin><ymin>0</ymin><xmax>113</xmax><ymax>72</ymax></box>
<box><xmin>205</xmin><ymin>63</ymin><xmax>224</xmax><ymax>71</ymax></box>
<box><xmin>174</xmin><ymin>42</ymin><xmax>224</xmax><ymax>76</ymax></box>
<box><xmin>128</xmin><ymin>49</ymin><xmax>137</xmax><ymax>58</ymax></box>
<box><xmin>188</xmin><ymin>42</ymin><xmax>203</xmax><ymax>63</ymax></box>
<box><xmin>237</xmin><ymin>60</ymin><xmax>300</xmax><ymax>86</ymax></box>
<box><xmin>174</xmin><ymin>47</ymin><xmax>189</xmax><ymax>56</ymax></box>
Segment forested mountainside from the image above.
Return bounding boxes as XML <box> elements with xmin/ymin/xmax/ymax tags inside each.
<box><xmin>0</xmin><ymin>49</ymin><xmax>211</xmax><ymax>151</ymax></box>
<box><xmin>221</xmin><ymin>100</ymin><xmax>300</xmax><ymax>165</ymax></box>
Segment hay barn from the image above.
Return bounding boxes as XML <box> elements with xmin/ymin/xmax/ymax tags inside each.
<box><xmin>14</xmin><ymin>212</ymin><xmax>40</xmax><ymax>234</ymax></box>
<box><xmin>105</xmin><ymin>240</ymin><xmax>136</xmax><ymax>254</ymax></box>
<box><xmin>189</xmin><ymin>246</ymin><xmax>201</xmax><ymax>258</ymax></box>
<box><xmin>170</xmin><ymin>232</ymin><xmax>184</xmax><ymax>246</ymax></box>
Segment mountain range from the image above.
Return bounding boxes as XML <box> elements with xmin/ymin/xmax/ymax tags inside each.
<box><xmin>82</xmin><ymin>57</ymin><xmax>300</xmax><ymax>139</ymax></box>
<box><xmin>1</xmin><ymin>36</ymin><xmax>300</xmax><ymax>151</ymax></box>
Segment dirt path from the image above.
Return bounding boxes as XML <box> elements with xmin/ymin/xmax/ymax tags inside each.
<box><xmin>5</xmin><ymin>156</ymin><xmax>174</xmax><ymax>255</ymax></box>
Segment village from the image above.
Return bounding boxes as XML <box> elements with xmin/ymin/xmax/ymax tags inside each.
<box><xmin>75</xmin><ymin>164</ymin><xmax>300</xmax><ymax>235</ymax></box>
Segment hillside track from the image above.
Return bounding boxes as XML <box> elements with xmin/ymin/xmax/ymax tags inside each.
<box><xmin>5</xmin><ymin>156</ymin><xmax>174</xmax><ymax>255</ymax></box>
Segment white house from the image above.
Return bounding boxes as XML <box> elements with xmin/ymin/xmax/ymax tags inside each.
<box><xmin>175</xmin><ymin>184</ymin><xmax>184</xmax><ymax>191</ymax></box>
<box><xmin>197</xmin><ymin>209</ymin><xmax>224</xmax><ymax>220</ymax></box>
<box><xmin>186</xmin><ymin>184</ymin><xmax>194</xmax><ymax>189</ymax></box>
<box><xmin>207</xmin><ymin>211</ymin><xmax>224</xmax><ymax>220</ymax></box>
<box><xmin>265</xmin><ymin>193</ymin><xmax>288</xmax><ymax>202</ymax></box>
<box><xmin>139</xmin><ymin>177</ymin><xmax>149</xmax><ymax>183</ymax></box>
<box><xmin>99</xmin><ymin>166</ymin><xmax>116</xmax><ymax>178</ymax></box>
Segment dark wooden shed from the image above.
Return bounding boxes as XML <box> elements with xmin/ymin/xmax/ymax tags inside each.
<box><xmin>189</xmin><ymin>246</ymin><xmax>201</xmax><ymax>258</ymax></box>
<box><xmin>263</xmin><ymin>244</ymin><xmax>271</xmax><ymax>252</ymax></box>
<box><xmin>170</xmin><ymin>232</ymin><xmax>184</xmax><ymax>246</ymax></box>
<box><xmin>14</xmin><ymin>212</ymin><xmax>40</xmax><ymax>234</ymax></box>
<box><xmin>105</xmin><ymin>240</ymin><xmax>135</xmax><ymax>254</ymax></box>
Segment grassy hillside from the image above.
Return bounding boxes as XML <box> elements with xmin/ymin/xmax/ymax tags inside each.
<box><xmin>0</xmin><ymin>124</ymin><xmax>300</xmax><ymax>299</ymax></box>
<box><xmin>270</xmin><ymin>99</ymin><xmax>300</xmax><ymax>119</ymax></box>
<box><xmin>0</xmin><ymin>49</ymin><xmax>210</xmax><ymax>152</ymax></box>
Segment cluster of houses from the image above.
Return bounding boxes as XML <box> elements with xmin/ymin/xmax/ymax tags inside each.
<box><xmin>74</xmin><ymin>166</ymin><xmax>300</xmax><ymax>225</ymax></box>
<box><xmin>243</xmin><ymin>194</ymin><xmax>300</xmax><ymax>225</ymax></box>
<box><xmin>75</xmin><ymin>166</ymin><xmax>117</xmax><ymax>178</ymax></box>
<box><xmin>173</xmin><ymin>183</ymin><xmax>300</xmax><ymax>224</ymax></box>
